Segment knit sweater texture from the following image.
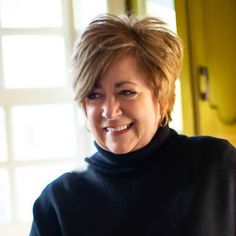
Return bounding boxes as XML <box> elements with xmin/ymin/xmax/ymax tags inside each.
<box><xmin>29</xmin><ymin>127</ymin><xmax>236</xmax><ymax>236</ymax></box>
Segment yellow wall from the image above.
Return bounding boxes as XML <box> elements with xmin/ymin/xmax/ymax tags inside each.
<box><xmin>176</xmin><ymin>0</ymin><xmax>236</xmax><ymax>145</ymax></box>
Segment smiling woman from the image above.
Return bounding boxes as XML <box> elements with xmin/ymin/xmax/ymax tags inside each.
<box><xmin>29</xmin><ymin>13</ymin><xmax>236</xmax><ymax>236</ymax></box>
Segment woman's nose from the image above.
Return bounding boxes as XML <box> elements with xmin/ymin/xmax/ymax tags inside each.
<box><xmin>101</xmin><ymin>97</ymin><xmax>122</xmax><ymax>120</ymax></box>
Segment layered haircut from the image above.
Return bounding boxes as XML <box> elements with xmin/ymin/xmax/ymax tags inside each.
<box><xmin>71</xmin><ymin>14</ymin><xmax>183</xmax><ymax>126</ymax></box>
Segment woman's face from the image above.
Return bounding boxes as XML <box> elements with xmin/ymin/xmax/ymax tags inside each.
<box><xmin>84</xmin><ymin>56</ymin><xmax>161</xmax><ymax>154</ymax></box>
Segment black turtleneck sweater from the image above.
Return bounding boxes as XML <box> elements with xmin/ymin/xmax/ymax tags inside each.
<box><xmin>29</xmin><ymin>127</ymin><xmax>236</xmax><ymax>236</ymax></box>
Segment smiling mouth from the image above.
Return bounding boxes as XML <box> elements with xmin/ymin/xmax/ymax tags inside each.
<box><xmin>104</xmin><ymin>123</ymin><xmax>133</xmax><ymax>132</ymax></box>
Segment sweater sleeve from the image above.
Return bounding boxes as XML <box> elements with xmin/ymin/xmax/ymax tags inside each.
<box><xmin>29</xmin><ymin>190</ymin><xmax>62</xmax><ymax>236</ymax></box>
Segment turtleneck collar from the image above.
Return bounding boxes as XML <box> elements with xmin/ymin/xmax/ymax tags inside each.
<box><xmin>85</xmin><ymin>126</ymin><xmax>178</xmax><ymax>174</ymax></box>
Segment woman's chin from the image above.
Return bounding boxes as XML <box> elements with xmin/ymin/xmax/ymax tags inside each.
<box><xmin>105</xmin><ymin>144</ymin><xmax>134</xmax><ymax>155</ymax></box>
<box><xmin>107</xmin><ymin>142</ymin><xmax>144</xmax><ymax>154</ymax></box>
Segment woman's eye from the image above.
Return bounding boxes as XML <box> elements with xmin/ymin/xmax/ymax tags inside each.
<box><xmin>87</xmin><ymin>92</ymin><xmax>101</xmax><ymax>100</ymax></box>
<box><xmin>119</xmin><ymin>90</ymin><xmax>137</xmax><ymax>97</ymax></box>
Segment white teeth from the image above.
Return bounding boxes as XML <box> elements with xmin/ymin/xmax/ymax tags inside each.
<box><xmin>106</xmin><ymin>124</ymin><xmax>130</xmax><ymax>132</ymax></box>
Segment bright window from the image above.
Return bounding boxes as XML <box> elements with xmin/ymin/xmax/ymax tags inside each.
<box><xmin>11</xmin><ymin>104</ymin><xmax>77</xmax><ymax>160</ymax></box>
<box><xmin>76</xmin><ymin>0</ymin><xmax>108</xmax><ymax>30</ymax></box>
<box><xmin>0</xmin><ymin>108</ymin><xmax>7</xmax><ymax>161</ymax></box>
<box><xmin>2</xmin><ymin>35</ymin><xmax>66</xmax><ymax>88</ymax></box>
<box><xmin>1</xmin><ymin>0</ymin><xmax>63</xmax><ymax>28</ymax></box>
<box><xmin>0</xmin><ymin>170</ymin><xmax>11</xmax><ymax>224</ymax></box>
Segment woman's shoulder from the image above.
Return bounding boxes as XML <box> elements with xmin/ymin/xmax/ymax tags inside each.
<box><xmin>35</xmin><ymin>167</ymin><xmax>92</xmax><ymax>203</ymax></box>
<box><xmin>178</xmin><ymin>133</ymin><xmax>236</xmax><ymax>172</ymax></box>
<box><xmin>47</xmin><ymin>167</ymin><xmax>91</xmax><ymax>191</ymax></box>
<box><xmin>169</xmin><ymin>128</ymin><xmax>235</xmax><ymax>159</ymax></box>
<box><xmin>183</xmin><ymin>134</ymin><xmax>235</xmax><ymax>155</ymax></box>
<box><xmin>172</xmin><ymin>129</ymin><xmax>232</xmax><ymax>152</ymax></box>
<box><xmin>168</xmin><ymin>133</ymin><xmax>235</xmax><ymax>187</ymax></box>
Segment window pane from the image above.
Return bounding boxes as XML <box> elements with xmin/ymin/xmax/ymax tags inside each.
<box><xmin>11</xmin><ymin>104</ymin><xmax>77</xmax><ymax>160</ymax></box>
<box><xmin>146</xmin><ymin>0</ymin><xmax>176</xmax><ymax>31</ymax></box>
<box><xmin>15</xmin><ymin>164</ymin><xmax>75</xmax><ymax>222</ymax></box>
<box><xmin>0</xmin><ymin>170</ymin><xmax>11</xmax><ymax>224</ymax></box>
<box><xmin>2</xmin><ymin>35</ymin><xmax>66</xmax><ymax>89</ymax></box>
<box><xmin>0</xmin><ymin>0</ymin><xmax>62</xmax><ymax>28</ymax></box>
<box><xmin>0</xmin><ymin>107</ymin><xmax>7</xmax><ymax>162</ymax></box>
<box><xmin>77</xmin><ymin>0</ymin><xmax>107</xmax><ymax>30</ymax></box>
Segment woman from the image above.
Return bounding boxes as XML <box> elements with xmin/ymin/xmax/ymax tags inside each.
<box><xmin>30</xmin><ymin>14</ymin><xmax>236</xmax><ymax>236</ymax></box>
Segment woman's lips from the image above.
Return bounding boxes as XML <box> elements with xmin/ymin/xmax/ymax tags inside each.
<box><xmin>104</xmin><ymin>123</ymin><xmax>133</xmax><ymax>132</ymax></box>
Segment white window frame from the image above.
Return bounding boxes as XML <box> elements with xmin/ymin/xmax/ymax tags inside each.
<box><xmin>0</xmin><ymin>1</ymin><xmax>80</xmax><ymax>235</ymax></box>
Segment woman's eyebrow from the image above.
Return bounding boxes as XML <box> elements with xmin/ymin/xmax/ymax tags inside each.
<box><xmin>114</xmin><ymin>81</ymin><xmax>136</xmax><ymax>88</ymax></box>
<box><xmin>94</xmin><ymin>80</ymin><xmax>137</xmax><ymax>89</ymax></box>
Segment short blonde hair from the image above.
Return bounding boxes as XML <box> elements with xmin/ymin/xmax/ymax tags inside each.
<box><xmin>71</xmin><ymin>14</ymin><xmax>183</xmax><ymax>125</ymax></box>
